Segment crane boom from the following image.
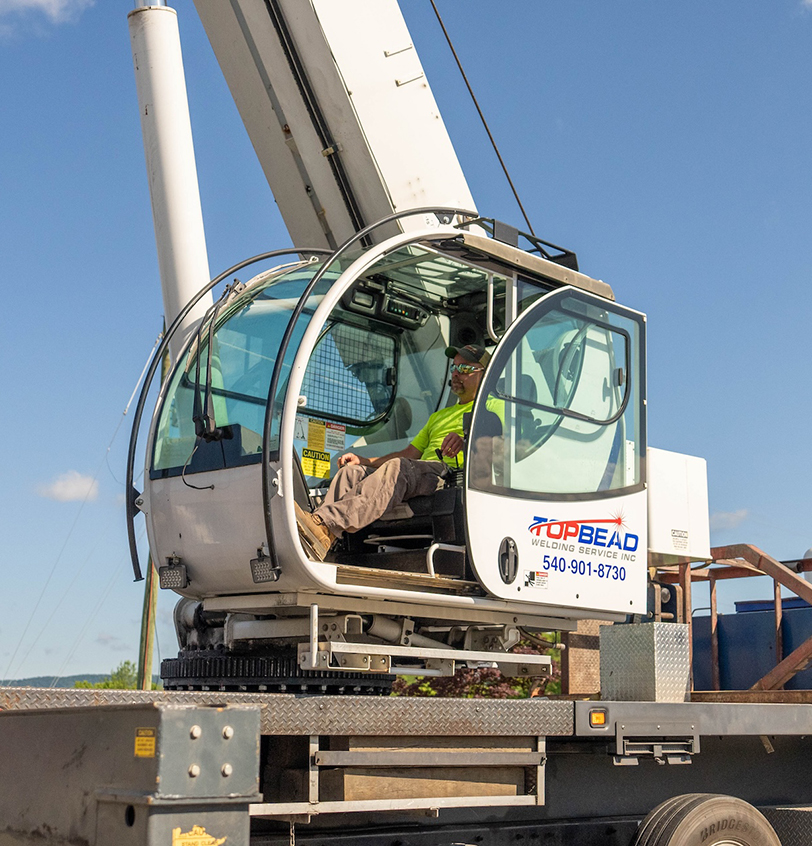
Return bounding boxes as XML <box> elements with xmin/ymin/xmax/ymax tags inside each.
<box><xmin>192</xmin><ymin>0</ymin><xmax>476</xmax><ymax>248</ymax></box>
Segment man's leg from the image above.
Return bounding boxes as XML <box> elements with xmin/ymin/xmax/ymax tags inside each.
<box><xmin>319</xmin><ymin>463</ymin><xmax>373</xmax><ymax>507</ymax></box>
<box><xmin>315</xmin><ymin>458</ymin><xmax>445</xmax><ymax>534</ymax></box>
<box><xmin>295</xmin><ymin>464</ymin><xmax>372</xmax><ymax>560</ymax></box>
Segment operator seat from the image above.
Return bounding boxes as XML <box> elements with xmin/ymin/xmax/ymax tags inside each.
<box><xmin>337</xmin><ymin>408</ymin><xmax>503</xmax><ymax>575</ymax></box>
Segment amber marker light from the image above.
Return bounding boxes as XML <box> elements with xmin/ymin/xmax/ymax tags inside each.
<box><xmin>589</xmin><ymin>709</ymin><xmax>608</xmax><ymax>728</ymax></box>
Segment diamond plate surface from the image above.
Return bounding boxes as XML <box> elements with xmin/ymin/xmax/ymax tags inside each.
<box><xmin>0</xmin><ymin>688</ymin><xmax>574</xmax><ymax>736</ymax></box>
<box><xmin>600</xmin><ymin>622</ymin><xmax>690</xmax><ymax>702</ymax></box>
<box><xmin>762</xmin><ymin>807</ymin><xmax>812</xmax><ymax>846</ymax></box>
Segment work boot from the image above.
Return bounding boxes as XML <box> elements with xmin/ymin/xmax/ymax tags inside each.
<box><xmin>294</xmin><ymin>502</ymin><xmax>338</xmax><ymax>561</ymax></box>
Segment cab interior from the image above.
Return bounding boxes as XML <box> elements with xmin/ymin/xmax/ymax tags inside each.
<box><xmin>149</xmin><ymin>235</ymin><xmax>638</xmax><ymax>589</ymax></box>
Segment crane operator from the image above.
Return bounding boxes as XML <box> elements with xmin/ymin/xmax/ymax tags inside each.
<box><xmin>295</xmin><ymin>344</ymin><xmax>494</xmax><ymax>560</ymax></box>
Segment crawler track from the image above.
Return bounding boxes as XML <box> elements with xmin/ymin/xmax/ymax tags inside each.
<box><xmin>161</xmin><ymin>650</ymin><xmax>395</xmax><ymax>694</ymax></box>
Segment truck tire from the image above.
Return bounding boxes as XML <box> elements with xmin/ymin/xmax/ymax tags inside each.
<box><xmin>633</xmin><ymin>793</ymin><xmax>781</xmax><ymax>846</ymax></box>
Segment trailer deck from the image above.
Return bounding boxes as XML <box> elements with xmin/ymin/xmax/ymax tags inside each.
<box><xmin>3</xmin><ymin>688</ymin><xmax>812</xmax><ymax>845</ymax></box>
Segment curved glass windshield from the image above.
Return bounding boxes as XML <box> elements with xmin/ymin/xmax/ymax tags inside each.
<box><xmin>151</xmin><ymin>235</ymin><xmax>563</xmax><ymax>485</ymax></box>
<box><xmin>468</xmin><ymin>289</ymin><xmax>645</xmax><ymax>499</ymax></box>
<box><xmin>151</xmin><ymin>261</ymin><xmax>332</xmax><ymax>476</ymax></box>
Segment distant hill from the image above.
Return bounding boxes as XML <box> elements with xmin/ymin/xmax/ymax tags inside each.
<box><xmin>1</xmin><ymin>674</ymin><xmax>106</xmax><ymax>688</ymax></box>
<box><xmin>2</xmin><ymin>674</ymin><xmax>160</xmax><ymax>688</ymax></box>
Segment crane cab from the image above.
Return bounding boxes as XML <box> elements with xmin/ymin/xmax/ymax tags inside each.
<box><xmin>135</xmin><ymin>221</ymin><xmax>648</xmax><ymax>687</ymax></box>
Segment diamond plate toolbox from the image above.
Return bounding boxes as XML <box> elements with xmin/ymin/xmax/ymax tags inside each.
<box><xmin>600</xmin><ymin>622</ymin><xmax>690</xmax><ymax>702</ymax></box>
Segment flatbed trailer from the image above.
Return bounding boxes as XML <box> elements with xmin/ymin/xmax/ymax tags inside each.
<box><xmin>7</xmin><ymin>5</ymin><xmax>810</xmax><ymax>846</ymax></box>
<box><xmin>3</xmin><ymin>687</ymin><xmax>812</xmax><ymax>846</ymax></box>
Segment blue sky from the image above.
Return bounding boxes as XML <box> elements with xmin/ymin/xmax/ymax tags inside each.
<box><xmin>1</xmin><ymin>0</ymin><xmax>811</xmax><ymax>680</ymax></box>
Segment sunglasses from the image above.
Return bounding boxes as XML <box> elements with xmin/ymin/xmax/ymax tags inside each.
<box><xmin>450</xmin><ymin>363</ymin><xmax>484</xmax><ymax>375</ymax></box>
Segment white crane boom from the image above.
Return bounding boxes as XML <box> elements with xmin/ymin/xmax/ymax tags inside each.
<box><xmin>129</xmin><ymin>5</ymin><xmax>213</xmax><ymax>358</ymax></box>
<box><xmin>192</xmin><ymin>0</ymin><xmax>477</xmax><ymax>248</ymax></box>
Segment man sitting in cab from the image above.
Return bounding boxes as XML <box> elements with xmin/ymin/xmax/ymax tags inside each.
<box><xmin>295</xmin><ymin>344</ymin><xmax>496</xmax><ymax>560</ymax></box>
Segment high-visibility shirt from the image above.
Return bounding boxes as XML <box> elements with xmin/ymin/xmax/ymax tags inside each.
<box><xmin>410</xmin><ymin>396</ymin><xmax>504</xmax><ymax>467</ymax></box>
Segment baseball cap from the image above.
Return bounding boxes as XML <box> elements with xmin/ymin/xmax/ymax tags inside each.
<box><xmin>445</xmin><ymin>344</ymin><xmax>491</xmax><ymax>368</ymax></box>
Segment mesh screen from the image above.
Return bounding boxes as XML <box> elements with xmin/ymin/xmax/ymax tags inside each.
<box><xmin>301</xmin><ymin>323</ymin><xmax>396</xmax><ymax>424</ymax></box>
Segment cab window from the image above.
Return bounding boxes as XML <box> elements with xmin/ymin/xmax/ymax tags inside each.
<box><xmin>470</xmin><ymin>291</ymin><xmax>645</xmax><ymax>498</ymax></box>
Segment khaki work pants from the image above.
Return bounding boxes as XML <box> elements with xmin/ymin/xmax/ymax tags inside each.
<box><xmin>315</xmin><ymin>458</ymin><xmax>446</xmax><ymax>534</ymax></box>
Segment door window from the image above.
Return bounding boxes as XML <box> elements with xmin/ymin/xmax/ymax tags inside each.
<box><xmin>468</xmin><ymin>290</ymin><xmax>645</xmax><ymax>499</ymax></box>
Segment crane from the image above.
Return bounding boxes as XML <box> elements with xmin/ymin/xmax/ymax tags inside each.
<box><xmin>126</xmin><ymin>0</ymin><xmax>709</xmax><ymax>691</ymax></box>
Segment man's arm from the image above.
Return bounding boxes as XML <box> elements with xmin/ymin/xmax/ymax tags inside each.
<box><xmin>338</xmin><ymin>444</ymin><xmax>421</xmax><ymax>469</ymax></box>
<box><xmin>338</xmin><ymin>401</ymin><xmax>469</xmax><ymax>469</ymax></box>
<box><xmin>346</xmin><ymin>432</ymin><xmax>462</xmax><ymax>466</ymax></box>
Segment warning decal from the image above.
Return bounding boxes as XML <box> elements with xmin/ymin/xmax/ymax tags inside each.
<box><xmin>307</xmin><ymin>419</ymin><xmax>326</xmax><ymax>452</ymax></box>
<box><xmin>523</xmin><ymin>570</ymin><xmax>549</xmax><ymax>589</ymax></box>
<box><xmin>671</xmin><ymin>529</ymin><xmax>689</xmax><ymax>551</ymax></box>
<box><xmin>294</xmin><ymin>415</ymin><xmax>307</xmax><ymax>441</ymax></box>
<box><xmin>302</xmin><ymin>448</ymin><xmax>330</xmax><ymax>479</ymax></box>
<box><xmin>134</xmin><ymin>727</ymin><xmax>156</xmax><ymax>758</ymax></box>
<box><xmin>325</xmin><ymin>421</ymin><xmax>346</xmax><ymax>451</ymax></box>
<box><xmin>172</xmin><ymin>826</ymin><xmax>227</xmax><ymax>846</ymax></box>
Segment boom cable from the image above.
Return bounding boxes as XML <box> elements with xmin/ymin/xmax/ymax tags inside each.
<box><xmin>428</xmin><ymin>0</ymin><xmax>536</xmax><ymax>236</ymax></box>
<box><xmin>48</xmin><ymin>542</ymin><xmax>138</xmax><ymax>689</ymax></box>
<box><xmin>1</xmin><ymin>335</ymin><xmax>162</xmax><ymax>686</ymax></box>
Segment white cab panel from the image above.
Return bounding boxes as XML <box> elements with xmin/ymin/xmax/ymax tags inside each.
<box><xmin>467</xmin><ymin>488</ymin><xmax>648</xmax><ymax>617</ymax></box>
<box><xmin>647</xmin><ymin>447</ymin><xmax>711</xmax><ymax>566</ymax></box>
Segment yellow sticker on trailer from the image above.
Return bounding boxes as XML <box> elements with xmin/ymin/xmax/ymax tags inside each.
<box><xmin>134</xmin><ymin>727</ymin><xmax>156</xmax><ymax>758</ymax></box>
<box><xmin>172</xmin><ymin>826</ymin><xmax>227</xmax><ymax>846</ymax></box>
<box><xmin>302</xmin><ymin>448</ymin><xmax>330</xmax><ymax>479</ymax></box>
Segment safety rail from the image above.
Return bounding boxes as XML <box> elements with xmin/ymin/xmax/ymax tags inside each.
<box><xmin>657</xmin><ymin>545</ymin><xmax>812</xmax><ymax>696</ymax></box>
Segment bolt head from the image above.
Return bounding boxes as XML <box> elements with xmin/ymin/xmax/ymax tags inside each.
<box><xmin>189</xmin><ymin>725</ymin><xmax>202</xmax><ymax>740</ymax></box>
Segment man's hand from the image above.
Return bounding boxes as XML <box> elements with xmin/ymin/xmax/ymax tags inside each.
<box><xmin>337</xmin><ymin>443</ymin><xmax>420</xmax><ymax>470</ymax></box>
<box><xmin>337</xmin><ymin>453</ymin><xmax>363</xmax><ymax>468</ymax></box>
<box><xmin>440</xmin><ymin>432</ymin><xmax>464</xmax><ymax>458</ymax></box>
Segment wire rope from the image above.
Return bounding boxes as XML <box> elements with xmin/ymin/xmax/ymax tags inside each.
<box><xmin>49</xmin><ymin>529</ymin><xmax>145</xmax><ymax>688</ymax></box>
<box><xmin>428</xmin><ymin>0</ymin><xmax>537</xmax><ymax>236</ymax></box>
<box><xmin>1</xmin><ymin>336</ymin><xmax>161</xmax><ymax>686</ymax></box>
<box><xmin>13</xmin><ymin>537</ymin><xmax>103</xmax><ymax>682</ymax></box>
<box><xmin>48</xmin><ymin>558</ymin><xmax>130</xmax><ymax>688</ymax></box>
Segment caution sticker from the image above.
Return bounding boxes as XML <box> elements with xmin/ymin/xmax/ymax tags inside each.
<box><xmin>301</xmin><ymin>448</ymin><xmax>330</xmax><ymax>479</ymax></box>
<box><xmin>134</xmin><ymin>727</ymin><xmax>156</xmax><ymax>758</ymax></box>
<box><xmin>172</xmin><ymin>826</ymin><xmax>227</xmax><ymax>846</ymax></box>
<box><xmin>307</xmin><ymin>419</ymin><xmax>326</xmax><ymax>452</ymax></box>
<box><xmin>671</xmin><ymin>528</ymin><xmax>689</xmax><ymax>551</ymax></box>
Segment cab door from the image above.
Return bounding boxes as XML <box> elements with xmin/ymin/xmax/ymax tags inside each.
<box><xmin>465</xmin><ymin>287</ymin><xmax>648</xmax><ymax>618</ymax></box>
